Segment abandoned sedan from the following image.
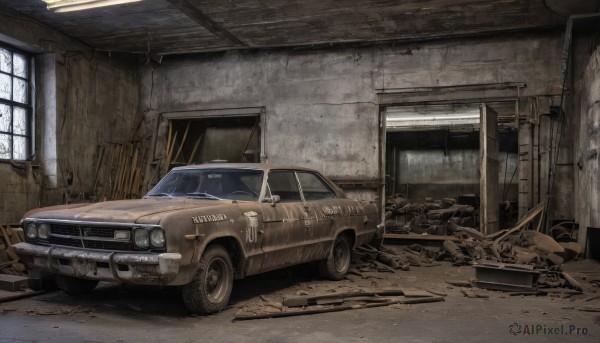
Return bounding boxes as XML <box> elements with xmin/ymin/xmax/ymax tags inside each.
<box><xmin>14</xmin><ymin>164</ymin><xmax>379</xmax><ymax>314</ymax></box>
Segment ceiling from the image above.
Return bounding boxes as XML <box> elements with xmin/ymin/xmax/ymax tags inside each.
<box><xmin>0</xmin><ymin>0</ymin><xmax>595</xmax><ymax>55</ymax></box>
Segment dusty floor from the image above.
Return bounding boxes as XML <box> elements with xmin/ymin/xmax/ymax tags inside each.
<box><xmin>0</xmin><ymin>255</ymin><xmax>599</xmax><ymax>343</ymax></box>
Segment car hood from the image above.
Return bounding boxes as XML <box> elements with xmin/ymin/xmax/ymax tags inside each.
<box><xmin>25</xmin><ymin>198</ymin><xmax>233</xmax><ymax>224</ymax></box>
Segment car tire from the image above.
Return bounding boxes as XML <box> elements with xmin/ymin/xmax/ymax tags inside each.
<box><xmin>318</xmin><ymin>234</ymin><xmax>352</xmax><ymax>280</ymax></box>
<box><xmin>182</xmin><ymin>245</ymin><xmax>233</xmax><ymax>315</ymax></box>
<box><xmin>55</xmin><ymin>275</ymin><xmax>98</xmax><ymax>294</ymax></box>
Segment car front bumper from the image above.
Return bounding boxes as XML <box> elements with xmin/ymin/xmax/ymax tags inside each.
<box><xmin>13</xmin><ymin>242</ymin><xmax>181</xmax><ymax>285</ymax></box>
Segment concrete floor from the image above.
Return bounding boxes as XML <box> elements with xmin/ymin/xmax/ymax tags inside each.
<box><xmin>0</xmin><ymin>259</ymin><xmax>598</xmax><ymax>343</ymax></box>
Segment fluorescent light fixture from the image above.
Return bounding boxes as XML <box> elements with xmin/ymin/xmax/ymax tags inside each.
<box><xmin>386</xmin><ymin>105</ymin><xmax>481</xmax><ymax>128</ymax></box>
<box><xmin>43</xmin><ymin>0</ymin><xmax>142</xmax><ymax>13</ymax></box>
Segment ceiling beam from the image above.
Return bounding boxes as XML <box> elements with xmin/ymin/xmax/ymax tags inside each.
<box><xmin>167</xmin><ymin>0</ymin><xmax>247</xmax><ymax>47</ymax></box>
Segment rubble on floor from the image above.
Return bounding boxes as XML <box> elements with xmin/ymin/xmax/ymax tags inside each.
<box><xmin>374</xmin><ymin>202</ymin><xmax>591</xmax><ymax>296</ymax></box>
<box><xmin>384</xmin><ymin>194</ymin><xmax>478</xmax><ymax>236</ymax></box>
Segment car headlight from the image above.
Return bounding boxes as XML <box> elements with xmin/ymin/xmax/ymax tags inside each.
<box><xmin>149</xmin><ymin>228</ymin><xmax>165</xmax><ymax>248</ymax></box>
<box><xmin>25</xmin><ymin>222</ymin><xmax>37</xmax><ymax>240</ymax></box>
<box><xmin>38</xmin><ymin>223</ymin><xmax>50</xmax><ymax>240</ymax></box>
<box><xmin>134</xmin><ymin>228</ymin><xmax>149</xmax><ymax>249</ymax></box>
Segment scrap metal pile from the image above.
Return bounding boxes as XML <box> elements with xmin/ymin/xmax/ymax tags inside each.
<box><xmin>384</xmin><ymin>194</ymin><xmax>478</xmax><ymax>235</ymax></box>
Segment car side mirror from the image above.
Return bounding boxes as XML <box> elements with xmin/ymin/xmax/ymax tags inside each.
<box><xmin>263</xmin><ymin>195</ymin><xmax>281</xmax><ymax>206</ymax></box>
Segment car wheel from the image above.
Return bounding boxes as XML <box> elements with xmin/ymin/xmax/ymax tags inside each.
<box><xmin>55</xmin><ymin>275</ymin><xmax>98</xmax><ymax>294</ymax></box>
<box><xmin>318</xmin><ymin>234</ymin><xmax>352</xmax><ymax>280</ymax></box>
<box><xmin>182</xmin><ymin>245</ymin><xmax>233</xmax><ymax>315</ymax></box>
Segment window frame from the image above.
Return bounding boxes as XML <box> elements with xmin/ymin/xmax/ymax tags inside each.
<box><xmin>295</xmin><ymin>171</ymin><xmax>337</xmax><ymax>201</ymax></box>
<box><xmin>265</xmin><ymin>170</ymin><xmax>303</xmax><ymax>203</ymax></box>
<box><xmin>0</xmin><ymin>42</ymin><xmax>33</xmax><ymax>162</ymax></box>
<box><xmin>265</xmin><ymin>169</ymin><xmax>339</xmax><ymax>203</ymax></box>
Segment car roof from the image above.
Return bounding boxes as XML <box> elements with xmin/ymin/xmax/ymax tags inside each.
<box><xmin>169</xmin><ymin>163</ymin><xmax>347</xmax><ymax>198</ymax></box>
<box><xmin>171</xmin><ymin>163</ymin><xmax>320</xmax><ymax>173</ymax></box>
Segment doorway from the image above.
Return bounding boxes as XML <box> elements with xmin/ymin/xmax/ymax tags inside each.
<box><xmin>167</xmin><ymin>116</ymin><xmax>261</xmax><ymax>167</ymax></box>
<box><xmin>384</xmin><ymin>102</ymin><xmax>519</xmax><ymax>233</ymax></box>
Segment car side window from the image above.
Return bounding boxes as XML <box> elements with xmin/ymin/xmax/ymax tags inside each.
<box><xmin>296</xmin><ymin>172</ymin><xmax>337</xmax><ymax>200</ymax></box>
<box><xmin>267</xmin><ymin>171</ymin><xmax>302</xmax><ymax>202</ymax></box>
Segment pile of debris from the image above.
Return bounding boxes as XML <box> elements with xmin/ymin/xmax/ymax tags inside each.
<box><xmin>441</xmin><ymin>203</ymin><xmax>581</xmax><ymax>268</ymax></box>
<box><xmin>370</xmin><ymin>203</ymin><xmax>586</xmax><ymax>294</ymax></box>
<box><xmin>384</xmin><ymin>194</ymin><xmax>478</xmax><ymax>235</ymax></box>
<box><xmin>378</xmin><ymin>202</ymin><xmax>582</xmax><ymax>270</ymax></box>
<box><xmin>0</xmin><ymin>225</ymin><xmax>25</xmax><ymax>276</ymax></box>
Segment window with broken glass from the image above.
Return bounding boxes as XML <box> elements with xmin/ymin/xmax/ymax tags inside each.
<box><xmin>0</xmin><ymin>44</ymin><xmax>31</xmax><ymax>161</ymax></box>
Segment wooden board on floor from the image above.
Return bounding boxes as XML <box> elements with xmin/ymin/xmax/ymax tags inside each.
<box><xmin>384</xmin><ymin>233</ymin><xmax>460</xmax><ymax>242</ymax></box>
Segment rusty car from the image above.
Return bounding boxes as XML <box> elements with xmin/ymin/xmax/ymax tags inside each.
<box><xmin>14</xmin><ymin>163</ymin><xmax>380</xmax><ymax>314</ymax></box>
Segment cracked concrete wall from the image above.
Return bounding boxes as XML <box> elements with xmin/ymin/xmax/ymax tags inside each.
<box><xmin>140</xmin><ymin>32</ymin><xmax>565</xmax><ymax>206</ymax></box>
<box><xmin>0</xmin><ymin>5</ymin><xmax>139</xmax><ymax>224</ymax></box>
<box><xmin>575</xmin><ymin>42</ymin><xmax>600</xmax><ymax>250</ymax></box>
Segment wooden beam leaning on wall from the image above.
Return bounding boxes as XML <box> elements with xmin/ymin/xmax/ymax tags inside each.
<box><xmin>94</xmin><ymin>142</ymin><xmax>146</xmax><ymax>201</ymax></box>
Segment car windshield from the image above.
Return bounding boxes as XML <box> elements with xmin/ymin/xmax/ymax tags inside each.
<box><xmin>147</xmin><ymin>168</ymin><xmax>264</xmax><ymax>201</ymax></box>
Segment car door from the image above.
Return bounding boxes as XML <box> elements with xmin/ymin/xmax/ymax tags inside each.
<box><xmin>259</xmin><ymin>170</ymin><xmax>308</xmax><ymax>271</ymax></box>
<box><xmin>295</xmin><ymin>171</ymin><xmax>337</xmax><ymax>260</ymax></box>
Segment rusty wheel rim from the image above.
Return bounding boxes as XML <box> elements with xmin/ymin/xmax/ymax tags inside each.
<box><xmin>205</xmin><ymin>257</ymin><xmax>230</xmax><ymax>304</ymax></box>
<box><xmin>333</xmin><ymin>239</ymin><xmax>350</xmax><ymax>273</ymax></box>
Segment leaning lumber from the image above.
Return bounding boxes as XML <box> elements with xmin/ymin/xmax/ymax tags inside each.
<box><xmin>494</xmin><ymin>202</ymin><xmax>544</xmax><ymax>243</ymax></box>
<box><xmin>562</xmin><ymin>272</ymin><xmax>583</xmax><ymax>292</ymax></box>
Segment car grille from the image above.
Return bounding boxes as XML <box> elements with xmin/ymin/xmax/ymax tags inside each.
<box><xmin>46</xmin><ymin>222</ymin><xmax>134</xmax><ymax>251</ymax></box>
<box><xmin>49</xmin><ymin>236</ymin><xmax>83</xmax><ymax>248</ymax></box>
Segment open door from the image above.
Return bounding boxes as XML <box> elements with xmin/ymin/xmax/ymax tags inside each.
<box><xmin>480</xmin><ymin>105</ymin><xmax>499</xmax><ymax>234</ymax></box>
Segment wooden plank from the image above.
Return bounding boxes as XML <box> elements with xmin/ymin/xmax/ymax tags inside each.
<box><xmin>127</xmin><ymin>146</ymin><xmax>139</xmax><ymax>197</ymax></box>
<box><xmin>494</xmin><ymin>202</ymin><xmax>544</xmax><ymax>243</ymax></box>
<box><xmin>166</xmin><ymin>0</ymin><xmax>247</xmax><ymax>47</ymax></box>
<box><xmin>237</xmin><ymin>296</ymin><xmax>445</xmax><ymax>320</ymax></box>
<box><xmin>187</xmin><ymin>131</ymin><xmax>205</xmax><ymax>165</ymax></box>
<box><xmin>164</xmin><ymin>131</ymin><xmax>179</xmax><ymax>175</ymax></box>
<box><xmin>172</xmin><ymin>120</ymin><xmax>191</xmax><ymax>163</ymax></box>
<box><xmin>0</xmin><ymin>274</ymin><xmax>28</xmax><ymax>292</ymax></box>
<box><xmin>480</xmin><ymin>104</ymin><xmax>500</xmax><ymax>234</ymax></box>
<box><xmin>240</xmin><ymin>117</ymin><xmax>259</xmax><ymax>162</ymax></box>
<box><xmin>384</xmin><ymin>233</ymin><xmax>460</xmax><ymax>242</ymax></box>
<box><xmin>164</xmin><ymin>121</ymin><xmax>172</xmax><ymax>172</ymax></box>
<box><xmin>143</xmin><ymin>116</ymin><xmax>160</xmax><ymax>194</ymax></box>
<box><xmin>8</xmin><ymin>227</ymin><xmax>23</xmax><ymax>244</ymax></box>
<box><xmin>1</xmin><ymin>226</ymin><xmax>13</xmax><ymax>246</ymax></box>
<box><xmin>92</xmin><ymin>144</ymin><xmax>105</xmax><ymax>194</ymax></box>
<box><xmin>112</xmin><ymin>144</ymin><xmax>124</xmax><ymax>198</ymax></box>
<box><xmin>0</xmin><ymin>289</ymin><xmax>45</xmax><ymax>303</ymax></box>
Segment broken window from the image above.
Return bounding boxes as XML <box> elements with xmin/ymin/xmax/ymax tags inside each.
<box><xmin>0</xmin><ymin>44</ymin><xmax>31</xmax><ymax>161</ymax></box>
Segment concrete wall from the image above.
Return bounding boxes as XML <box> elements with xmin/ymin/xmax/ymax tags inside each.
<box><xmin>575</xmin><ymin>43</ymin><xmax>600</xmax><ymax>250</ymax></box>
<box><xmin>142</xmin><ymin>49</ymin><xmax>380</xmax><ymax>179</ymax></box>
<box><xmin>140</xmin><ymin>32</ymin><xmax>566</xmax><ymax>209</ymax></box>
<box><xmin>0</xmin><ymin>5</ymin><xmax>139</xmax><ymax>224</ymax></box>
<box><xmin>395</xmin><ymin>149</ymin><xmax>518</xmax><ymax>202</ymax></box>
